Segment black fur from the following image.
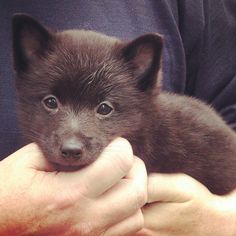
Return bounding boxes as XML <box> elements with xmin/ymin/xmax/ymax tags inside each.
<box><xmin>13</xmin><ymin>14</ymin><xmax>236</xmax><ymax>195</ymax></box>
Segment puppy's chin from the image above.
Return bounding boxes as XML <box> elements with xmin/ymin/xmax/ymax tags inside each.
<box><xmin>50</xmin><ymin>162</ymin><xmax>88</xmax><ymax>171</ymax></box>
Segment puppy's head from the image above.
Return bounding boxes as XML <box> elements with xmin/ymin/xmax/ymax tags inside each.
<box><xmin>12</xmin><ymin>14</ymin><xmax>163</xmax><ymax>168</ymax></box>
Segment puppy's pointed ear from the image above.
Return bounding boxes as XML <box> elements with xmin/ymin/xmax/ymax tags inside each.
<box><xmin>12</xmin><ymin>14</ymin><xmax>54</xmax><ymax>72</ymax></box>
<box><xmin>121</xmin><ymin>34</ymin><xmax>163</xmax><ymax>92</ymax></box>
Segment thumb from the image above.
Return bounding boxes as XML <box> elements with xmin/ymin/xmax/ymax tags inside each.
<box><xmin>147</xmin><ymin>173</ymin><xmax>210</xmax><ymax>203</ymax></box>
<box><xmin>6</xmin><ymin>143</ymin><xmax>53</xmax><ymax>172</ymax></box>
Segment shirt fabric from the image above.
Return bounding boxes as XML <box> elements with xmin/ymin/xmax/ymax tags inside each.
<box><xmin>1</xmin><ymin>0</ymin><xmax>236</xmax><ymax>159</ymax></box>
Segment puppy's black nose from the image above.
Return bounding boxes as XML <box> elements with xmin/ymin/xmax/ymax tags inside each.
<box><xmin>60</xmin><ymin>139</ymin><xmax>84</xmax><ymax>159</ymax></box>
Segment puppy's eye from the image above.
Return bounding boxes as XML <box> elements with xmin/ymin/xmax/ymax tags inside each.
<box><xmin>42</xmin><ymin>95</ymin><xmax>58</xmax><ymax>110</ymax></box>
<box><xmin>97</xmin><ymin>102</ymin><xmax>114</xmax><ymax>116</ymax></box>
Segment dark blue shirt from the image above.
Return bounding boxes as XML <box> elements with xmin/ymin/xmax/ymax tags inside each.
<box><xmin>1</xmin><ymin>0</ymin><xmax>236</xmax><ymax>159</ymax></box>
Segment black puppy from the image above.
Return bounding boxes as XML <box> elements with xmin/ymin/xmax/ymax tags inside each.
<box><xmin>13</xmin><ymin>14</ymin><xmax>236</xmax><ymax>195</ymax></box>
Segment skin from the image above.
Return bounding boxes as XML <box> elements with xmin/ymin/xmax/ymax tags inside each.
<box><xmin>1</xmin><ymin>138</ymin><xmax>236</xmax><ymax>235</ymax></box>
<box><xmin>0</xmin><ymin>138</ymin><xmax>147</xmax><ymax>236</ymax></box>
<box><xmin>135</xmin><ymin>174</ymin><xmax>236</xmax><ymax>236</ymax></box>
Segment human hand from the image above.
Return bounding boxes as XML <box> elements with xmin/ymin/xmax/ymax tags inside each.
<box><xmin>0</xmin><ymin>138</ymin><xmax>147</xmax><ymax>236</ymax></box>
<box><xmin>135</xmin><ymin>173</ymin><xmax>236</xmax><ymax>236</ymax></box>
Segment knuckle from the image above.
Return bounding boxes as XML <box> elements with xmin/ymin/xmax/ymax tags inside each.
<box><xmin>135</xmin><ymin>210</ymin><xmax>145</xmax><ymax>230</ymax></box>
<box><xmin>114</xmin><ymin>152</ymin><xmax>133</xmax><ymax>175</ymax></box>
<box><xmin>134</xmin><ymin>185</ymin><xmax>147</xmax><ymax>208</ymax></box>
<box><xmin>104</xmin><ymin>138</ymin><xmax>134</xmax><ymax>175</ymax></box>
<box><xmin>147</xmin><ymin>180</ymin><xmax>156</xmax><ymax>200</ymax></box>
<box><xmin>134</xmin><ymin>157</ymin><xmax>146</xmax><ymax>172</ymax></box>
<box><xmin>73</xmin><ymin>222</ymin><xmax>98</xmax><ymax>236</ymax></box>
<box><xmin>52</xmin><ymin>192</ymin><xmax>76</xmax><ymax>210</ymax></box>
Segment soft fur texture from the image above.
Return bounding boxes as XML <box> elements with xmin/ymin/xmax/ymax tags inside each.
<box><xmin>13</xmin><ymin>14</ymin><xmax>236</xmax><ymax>195</ymax></box>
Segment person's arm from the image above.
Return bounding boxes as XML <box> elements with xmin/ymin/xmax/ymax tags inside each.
<box><xmin>0</xmin><ymin>138</ymin><xmax>147</xmax><ymax>236</ymax></box>
<box><xmin>135</xmin><ymin>173</ymin><xmax>236</xmax><ymax>236</ymax></box>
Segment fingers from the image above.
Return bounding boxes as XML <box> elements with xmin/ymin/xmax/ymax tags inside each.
<box><xmin>147</xmin><ymin>173</ymin><xmax>209</xmax><ymax>203</ymax></box>
<box><xmin>104</xmin><ymin>210</ymin><xmax>144</xmax><ymax>236</ymax></box>
<box><xmin>96</xmin><ymin>157</ymin><xmax>147</xmax><ymax>224</ymax></box>
<box><xmin>126</xmin><ymin>155</ymin><xmax>147</xmax><ymax>180</ymax></box>
<box><xmin>125</xmin><ymin>156</ymin><xmax>148</xmax><ymax>207</ymax></box>
<box><xmin>58</xmin><ymin>137</ymin><xmax>134</xmax><ymax>197</ymax></box>
<box><xmin>4</xmin><ymin>143</ymin><xmax>53</xmax><ymax>171</ymax></box>
<box><xmin>141</xmin><ymin>201</ymin><xmax>181</xmax><ymax>231</ymax></box>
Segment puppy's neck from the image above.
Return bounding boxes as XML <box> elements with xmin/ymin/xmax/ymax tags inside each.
<box><xmin>126</xmin><ymin>101</ymin><xmax>161</xmax><ymax>168</ymax></box>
